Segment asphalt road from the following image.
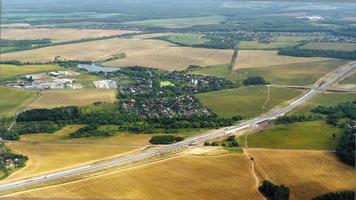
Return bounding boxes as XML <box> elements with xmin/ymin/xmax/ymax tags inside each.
<box><xmin>0</xmin><ymin>61</ymin><xmax>355</xmax><ymax>194</ymax></box>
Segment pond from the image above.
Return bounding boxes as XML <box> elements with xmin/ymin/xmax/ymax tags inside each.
<box><xmin>77</xmin><ymin>63</ymin><xmax>120</xmax><ymax>73</ymax></box>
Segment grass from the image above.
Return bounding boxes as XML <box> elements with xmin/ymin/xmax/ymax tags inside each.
<box><xmin>27</xmin><ymin>89</ymin><xmax>117</xmax><ymax>109</ymax></box>
<box><xmin>271</xmin><ymin>36</ymin><xmax>323</xmax><ymax>42</ymax></box>
<box><xmin>2</xmin><ymin>38</ymin><xmax>233</xmax><ymax>71</ymax></box>
<box><xmin>242</xmin><ymin>121</ymin><xmax>343</xmax><ymax>150</ymax></box>
<box><xmin>238</xmin><ymin>41</ymin><xmax>300</xmax><ymax>50</ymax></box>
<box><xmin>301</xmin><ymin>42</ymin><xmax>356</xmax><ymax>51</ymax></box>
<box><xmin>293</xmin><ymin>92</ymin><xmax>356</xmax><ymax>114</ymax></box>
<box><xmin>0</xmin><ymin>64</ymin><xmax>62</xmax><ymax>81</ymax></box>
<box><xmin>73</xmin><ymin>73</ymin><xmax>102</xmax><ymax>88</ymax></box>
<box><xmin>10</xmin><ymin>154</ymin><xmax>262</xmax><ymax>200</ymax></box>
<box><xmin>234</xmin><ymin>50</ymin><xmax>329</xmax><ymax>69</ymax></box>
<box><xmin>160</xmin><ymin>81</ymin><xmax>175</xmax><ymax>87</ymax></box>
<box><xmin>190</xmin><ymin>64</ymin><xmax>231</xmax><ymax>78</ymax></box>
<box><xmin>196</xmin><ymin>86</ymin><xmax>302</xmax><ymax>118</ymax></box>
<box><xmin>165</xmin><ymin>33</ymin><xmax>207</xmax><ymax>45</ymax></box>
<box><xmin>1</xmin><ymin>28</ymin><xmax>135</xmax><ymax>42</ymax></box>
<box><xmin>124</xmin><ymin>15</ymin><xmax>224</xmax><ymax>28</ymax></box>
<box><xmin>235</xmin><ymin>59</ymin><xmax>348</xmax><ymax>85</ymax></box>
<box><xmin>0</xmin><ymin>87</ymin><xmax>36</xmax><ymax>117</ymax></box>
<box><xmin>250</xmin><ymin>149</ymin><xmax>356</xmax><ymax>200</ymax></box>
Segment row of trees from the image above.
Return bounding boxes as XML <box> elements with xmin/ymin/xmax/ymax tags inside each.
<box><xmin>149</xmin><ymin>135</ymin><xmax>184</xmax><ymax>144</ymax></box>
<box><xmin>69</xmin><ymin>124</ymin><xmax>115</xmax><ymax>138</ymax></box>
<box><xmin>278</xmin><ymin>48</ymin><xmax>356</xmax><ymax>60</ymax></box>
<box><xmin>275</xmin><ymin>114</ymin><xmax>323</xmax><ymax>124</ymax></box>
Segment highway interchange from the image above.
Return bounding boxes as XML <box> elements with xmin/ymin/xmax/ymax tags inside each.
<box><xmin>0</xmin><ymin>61</ymin><xmax>355</xmax><ymax>194</ymax></box>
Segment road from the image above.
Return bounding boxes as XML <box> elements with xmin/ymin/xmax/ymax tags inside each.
<box><xmin>0</xmin><ymin>61</ymin><xmax>355</xmax><ymax>194</ymax></box>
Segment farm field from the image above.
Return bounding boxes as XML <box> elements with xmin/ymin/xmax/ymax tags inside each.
<box><xmin>235</xmin><ymin>59</ymin><xmax>348</xmax><ymax>85</ymax></box>
<box><xmin>196</xmin><ymin>86</ymin><xmax>302</xmax><ymax>118</ymax></box>
<box><xmin>2</xmin><ymin>141</ymin><xmax>142</xmax><ymax>183</ymax></box>
<box><xmin>0</xmin><ymin>87</ymin><xmax>36</xmax><ymax>117</ymax></box>
<box><xmin>1</xmin><ymin>38</ymin><xmax>233</xmax><ymax>71</ymax></box>
<box><xmin>234</xmin><ymin>50</ymin><xmax>329</xmax><ymax>69</ymax></box>
<box><xmin>293</xmin><ymin>92</ymin><xmax>356</xmax><ymax>114</ymax></box>
<box><xmin>1</xmin><ymin>28</ymin><xmax>136</xmax><ymax>42</ymax></box>
<box><xmin>238</xmin><ymin>41</ymin><xmax>299</xmax><ymax>50</ymax></box>
<box><xmin>0</xmin><ymin>64</ymin><xmax>62</xmax><ymax>81</ymax></box>
<box><xmin>301</xmin><ymin>42</ymin><xmax>356</xmax><ymax>51</ymax></box>
<box><xmin>124</xmin><ymin>15</ymin><xmax>225</xmax><ymax>28</ymax></box>
<box><xmin>27</xmin><ymin>89</ymin><xmax>117</xmax><ymax>109</ymax></box>
<box><xmin>8</xmin><ymin>154</ymin><xmax>264</xmax><ymax>200</ymax></box>
<box><xmin>271</xmin><ymin>35</ymin><xmax>323</xmax><ymax>42</ymax></box>
<box><xmin>249</xmin><ymin>149</ymin><xmax>356</xmax><ymax>200</ymax></box>
<box><xmin>242</xmin><ymin>121</ymin><xmax>343</xmax><ymax>150</ymax></box>
<box><xmin>164</xmin><ymin>33</ymin><xmax>207</xmax><ymax>45</ymax></box>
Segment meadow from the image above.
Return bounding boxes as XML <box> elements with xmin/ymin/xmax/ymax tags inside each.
<box><xmin>124</xmin><ymin>15</ymin><xmax>225</xmax><ymax>28</ymax></box>
<box><xmin>27</xmin><ymin>89</ymin><xmax>117</xmax><ymax>109</ymax></box>
<box><xmin>0</xmin><ymin>87</ymin><xmax>36</xmax><ymax>117</ymax></box>
<box><xmin>301</xmin><ymin>42</ymin><xmax>356</xmax><ymax>51</ymax></box>
<box><xmin>196</xmin><ymin>86</ymin><xmax>302</xmax><ymax>118</ymax></box>
<box><xmin>242</xmin><ymin>121</ymin><xmax>342</xmax><ymax>149</ymax></box>
<box><xmin>0</xmin><ymin>64</ymin><xmax>62</xmax><ymax>81</ymax></box>
<box><xmin>2</xmin><ymin>38</ymin><xmax>233</xmax><ymax>71</ymax></box>
<box><xmin>234</xmin><ymin>50</ymin><xmax>329</xmax><ymax>69</ymax></box>
<box><xmin>190</xmin><ymin>64</ymin><xmax>231</xmax><ymax>77</ymax></box>
<box><xmin>8</xmin><ymin>154</ymin><xmax>263</xmax><ymax>200</ymax></box>
<box><xmin>164</xmin><ymin>33</ymin><xmax>207</xmax><ymax>45</ymax></box>
<box><xmin>235</xmin><ymin>59</ymin><xmax>348</xmax><ymax>85</ymax></box>
<box><xmin>250</xmin><ymin>149</ymin><xmax>356</xmax><ymax>200</ymax></box>
<box><xmin>1</xmin><ymin>28</ymin><xmax>136</xmax><ymax>42</ymax></box>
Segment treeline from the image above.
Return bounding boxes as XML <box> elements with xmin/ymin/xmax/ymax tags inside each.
<box><xmin>0</xmin><ymin>39</ymin><xmax>51</xmax><ymax>54</ymax></box>
<box><xmin>312</xmin><ymin>191</ymin><xmax>355</xmax><ymax>200</ymax></box>
<box><xmin>336</xmin><ymin>128</ymin><xmax>355</xmax><ymax>166</ymax></box>
<box><xmin>278</xmin><ymin>48</ymin><xmax>356</xmax><ymax>60</ymax></box>
<box><xmin>17</xmin><ymin>107</ymin><xmax>81</xmax><ymax>122</ymax></box>
<box><xmin>275</xmin><ymin>114</ymin><xmax>323</xmax><ymax>124</ymax></box>
<box><xmin>0</xmin><ymin>128</ymin><xmax>20</xmax><ymax>140</ymax></box>
<box><xmin>258</xmin><ymin>180</ymin><xmax>290</xmax><ymax>200</ymax></box>
<box><xmin>243</xmin><ymin>76</ymin><xmax>267</xmax><ymax>86</ymax></box>
<box><xmin>14</xmin><ymin>121</ymin><xmax>63</xmax><ymax>135</ymax></box>
<box><xmin>149</xmin><ymin>135</ymin><xmax>184</xmax><ymax>144</ymax></box>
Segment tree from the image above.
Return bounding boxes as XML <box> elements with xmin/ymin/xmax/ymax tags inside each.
<box><xmin>312</xmin><ymin>191</ymin><xmax>355</xmax><ymax>200</ymax></box>
<box><xmin>259</xmin><ymin>180</ymin><xmax>290</xmax><ymax>200</ymax></box>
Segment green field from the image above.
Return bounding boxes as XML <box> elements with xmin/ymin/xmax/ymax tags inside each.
<box><xmin>293</xmin><ymin>92</ymin><xmax>356</xmax><ymax>115</ymax></box>
<box><xmin>190</xmin><ymin>64</ymin><xmax>231</xmax><ymax>78</ymax></box>
<box><xmin>0</xmin><ymin>64</ymin><xmax>62</xmax><ymax>81</ymax></box>
<box><xmin>165</xmin><ymin>33</ymin><xmax>207</xmax><ymax>45</ymax></box>
<box><xmin>196</xmin><ymin>86</ymin><xmax>302</xmax><ymax>118</ymax></box>
<box><xmin>238</xmin><ymin>41</ymin><xmax>300</xmax><ymax>50</ymax></box>
<box><xmin>124</xmin><ymin>15</ymin><xmax>224</xmax><ymax>28</ymax></box>
<box><xmin>301</xmin><ymin>42</ymin><xmax>356</xmax><ymax>51</ymax></box>
<box><xmin>241</xmin><ymin>121</ymin><xmax>343</xmax><ymax>149</ymax></box>
<box><xmin>73</xmin><ymin>73</ymin><xmax>103</xmax><ymax>88</ymax></box>
<box><xmin>160</xmin><ymin>81</ymin><xmax>175</xmax><ymax>87</ymax></box>
<box><xmin>235</xmin><ymin>59</ymin><xmax>347</xmax><ymax>85</ymax></box>
<box><xmin>0</xmin><ymin>87</ymin><xmax>36</xmax><ymax>117</ymax></box>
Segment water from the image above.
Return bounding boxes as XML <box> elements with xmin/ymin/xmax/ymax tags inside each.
<box><xmin>77</xmin><ymin>63</ymin><xmax>120</xmax><ymax>73</ymax></box>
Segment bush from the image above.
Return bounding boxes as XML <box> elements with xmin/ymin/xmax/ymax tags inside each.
<box><xmin>69</xmin><ymin>124</ymin><xmax>115</xmax><ymax>138</ymax></box>
<box><xmin>15</xmin><ymin>121</ymin><xmax>63</xmax><ymax>134</ymax></box>
<box><xmin>312</xmin><ymin>191</ymin><xmax>355</xmax><ymax>200</ymax></box>
<box><xmin>243</xmin><ymin>76</ymin><xmax>267</xmax><ymax>85</ymax></box>
<box><xmin>336</xmin><ymin>128</ymin><xmax>355</xmax><ymax>166</ymax></box>
<box><xmin>149</xmin><ymin>135</ymin><xmax>184</xmax><ymax>144</ymax></box>
<box><xmin>259</xmin><ymin>180</ymin><xmax>290</xmax><ymax>200</ymax></box>
<box><xmin>0</xmin><ymin>128</ymin><xmax>20</xmax><ymax>140</ymax></box>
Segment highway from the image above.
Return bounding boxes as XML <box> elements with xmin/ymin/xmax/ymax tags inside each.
<box><xmin>0</xmin><ymin>61</ymin><xmax>355</xmax><ymax>194</ymax></box>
